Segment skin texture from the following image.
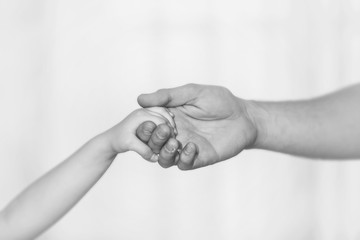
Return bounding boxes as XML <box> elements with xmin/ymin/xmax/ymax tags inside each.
<box><xmin>248</xmin><ymin>83</ymin><xmax>360</xmax><ymax>159</ymax></box>
<box><xmin>136</xmin><ymin>121</ymin><xmax>180</xmax><ymax>167</ymax></box>
<box><xmin>106</xmin><ymin>107</ymin><xmax>176</xmax><ymax>162</ymax></box>
<box><xmin>0</xmin><ymin>107</ymin><xmax>173</xmax><ymax>240</ymax></box>
<box><xmin>137</xmin><ymin>84</ymin><xmax>257</xmax><ymax>170</ymax></box>
<box><xmin>138</xmin><ymin>83</ymin><xmax>360</xmax><ymax>170</ymax></box>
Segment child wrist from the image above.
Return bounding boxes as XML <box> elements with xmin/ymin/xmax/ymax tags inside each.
<box><xmin>91</xmin><ymin>132</ymin><xmax>119</xmax><ymax>160</ymax></box>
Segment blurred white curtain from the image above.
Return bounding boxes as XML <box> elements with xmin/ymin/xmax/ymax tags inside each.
<box><xmin>1</xmin><ymin>0</ymin><xmax>360</xmax><ymax>239</ymax></box>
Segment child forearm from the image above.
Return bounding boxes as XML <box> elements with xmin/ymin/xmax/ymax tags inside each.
<box><xmin>0</xmin><ymin>134</ymin><xmax>115</xmax><ymax>239</ymax></box>
<box><xmin>0</xmin><ymin>107</ymin><xmax>175</xmax><ymax>239</ymax></box>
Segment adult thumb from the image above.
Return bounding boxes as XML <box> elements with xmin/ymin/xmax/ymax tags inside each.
<box><xmin>137</xmin><ymin>84</ymin><xmax>199</xmax><ymax>108</ymax></box>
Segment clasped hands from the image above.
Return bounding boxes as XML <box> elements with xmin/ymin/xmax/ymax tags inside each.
<box><xmin>133</xmin><ymin>84</ymin><xmax>258</xmax><ymax>170</ymax></box>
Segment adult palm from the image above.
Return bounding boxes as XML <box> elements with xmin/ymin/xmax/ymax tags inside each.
<box><xmin>138</xmin><ymin>84</ymin><xmax>258</xmax><ymax>170</ymax></box>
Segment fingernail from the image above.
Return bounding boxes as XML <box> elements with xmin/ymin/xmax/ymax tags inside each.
<box><xmin>184</xmin><ymin>144</ymin><xmax>195</xmax><ymax>155</ymax></box>
<box><xmin>150</xmin><ymin>154</ymin><xmax>159</xmax><ymax>162</ymax></box>
<box><xmin>165</xmin><ymin>143</ymin><xmax>177</xmax><ymax>153</ymax></box>
<box><xmin>156</xmin><ymin>131</ymin><xmax>167</xmax><ymax>140</ymax></box>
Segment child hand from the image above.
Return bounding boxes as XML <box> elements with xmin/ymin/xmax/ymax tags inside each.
<box><xmin>102</xmin><ymin>107</ymin><xmax>178</xmax><ymax>162</ymax></box>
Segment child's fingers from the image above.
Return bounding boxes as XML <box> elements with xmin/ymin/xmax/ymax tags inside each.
<box><xmin>158</xmin><ymin>138</ymin><xmax>180</xmax><ymax>168</ymax></box>
<box><xmin>136</xmin><ymin>121</ymin><xmax>157</xmax><ymax>143</ymax></box>
<box><xmin>146</xmin><ymin>107</ymin><xmax>176</xmax><ymax>129</ymax></box>
<box><xmin>177</xmin><ymin>142</ymin><xmax>198</xmax><ymax>170</ymax></box>
<box><xmin>148</xmin><ymin>123</ymin><xmax>172</xmax><ymax>154</ymax></box>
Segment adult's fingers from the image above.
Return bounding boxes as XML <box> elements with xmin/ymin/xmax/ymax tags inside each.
<box><xmin>137</xmin><ymin>83</ymin><xmax>200</xmax><ymax>108</ymax></box>
<box><xmin>146</xmin><ymin>107</ymin><xmax>176</xmax><ymax>132</ymax></box>
<box><xmin>177</xmin><ymin>142</ymin><xmax>198</xmax><ymax>170</ymax></box>
<box><xmin>148</xmin><ymin>123</ymin><xmax>173</xmax><ymax>154</ymax></box>
<box><xmin>129</xmin><ymin>138</ymin><xmax>159</xmax><ymax>162</ymax></box>
<box><xmin>158</xmin><ymin>138</ymin><xmax>180</xmax><ymax>168</ymax></box>
<box><xmin>136</xmin><ymin>121</ymin><xmax>157</xmax><ymax>143</ymax></box>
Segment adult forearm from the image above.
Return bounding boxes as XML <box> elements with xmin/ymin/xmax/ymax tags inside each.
<box><xmin>246</xmin><ymin>84</ymin><xmax>360</xmax><ymax>159</ymax></box>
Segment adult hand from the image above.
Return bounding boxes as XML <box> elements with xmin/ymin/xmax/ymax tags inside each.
<box><xmin>135</xmin><ymin>107</ymin><xmax>183</xmax><ymax>167</ymax></box>
<box><xmin>137</xmin><ymin>84</ymin><xmax>258</xmax><ymax>170</ymax></box>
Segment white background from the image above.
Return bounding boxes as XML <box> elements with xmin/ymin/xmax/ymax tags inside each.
<box><xmin>1</xmin><ymin>0</ymin><xmax>360</xmax><ymax>239</ymax></box>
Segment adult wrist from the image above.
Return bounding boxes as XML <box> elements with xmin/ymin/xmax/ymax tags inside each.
<box><xmin>242</xmin><ymin>99</ymin><xmax>270</xmax><ymax>150</ymax></box>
